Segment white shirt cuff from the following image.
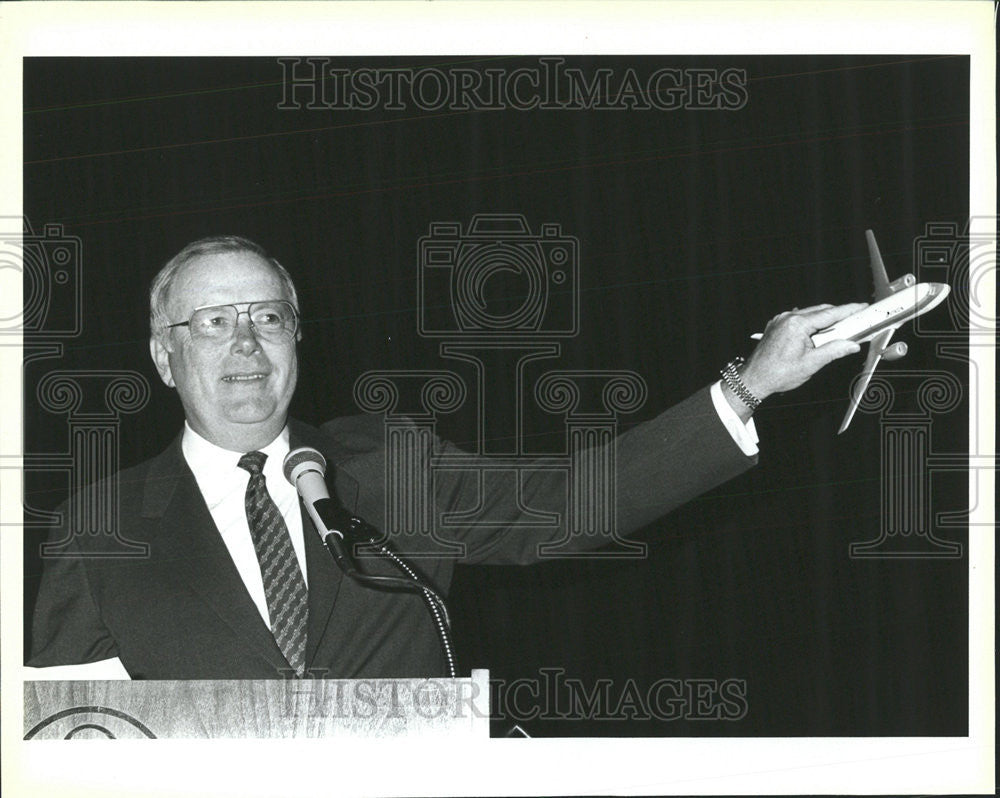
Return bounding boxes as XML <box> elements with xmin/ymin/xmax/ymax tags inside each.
<box><xmin>710</xmin><ymin>380</ymin><xmax>760</xmax><ymax>456</ymax></box>
<box><xmin>24</xmin><ymin>657</ymin><xmax>131</xmax><ymax>680</ymax></box>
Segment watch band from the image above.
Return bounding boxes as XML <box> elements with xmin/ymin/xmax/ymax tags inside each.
<box><xmin>720</xmin><ymin>356</ymin><xmax>761</xmax><ymax>412</ymax></box>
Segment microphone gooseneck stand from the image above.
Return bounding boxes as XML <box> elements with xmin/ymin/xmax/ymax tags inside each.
<box><xmin>283</xmin><ymin>447</ymin><xmax>457</xmax><ymax>678</ymax></box>
<box><xmin>321</xmin><ymin>512</ymin><xmax>457</xmax><ymax>679</ymax></box>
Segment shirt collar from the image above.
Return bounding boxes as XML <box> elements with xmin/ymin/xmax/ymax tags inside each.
<box><xmin>181</xmin><ymin>422</ymin><xmax>291</xmax><ymax>507</ymax></box>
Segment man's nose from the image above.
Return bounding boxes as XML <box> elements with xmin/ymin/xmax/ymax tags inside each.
<box><xmin>229</xmin><ymin>317</ymin><xmax>261</xmax><ymax>355</ymax></box>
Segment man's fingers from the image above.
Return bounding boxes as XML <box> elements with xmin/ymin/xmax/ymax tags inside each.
<box><xmin>802</xmin><ymin>302</ymin><xmax>868</xmax><ymax>331</ymax></box>
<box><xmin>796</xmin><ymin>303</ymin><xmax>834</xmax><ymax>314</ymax></box>
<box><xmin>810</xmin><ymin>338</ymin><xmax>861</xmax><ymax>367</ymax></box>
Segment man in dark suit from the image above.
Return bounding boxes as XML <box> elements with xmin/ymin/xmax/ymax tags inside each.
<box><xmin>28</xmin><ymin>235</ymin><xmax>863</xmax><ymax>679</ymax></box>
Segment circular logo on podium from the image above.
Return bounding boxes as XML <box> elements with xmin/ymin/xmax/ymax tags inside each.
<box><xmin>25</xmin><ymin>705</ymin><xmax>157</xmax><ymax>739</ymax></box>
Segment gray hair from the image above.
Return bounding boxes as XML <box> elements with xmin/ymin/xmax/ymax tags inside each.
<box><xmin>149</xmin><ymin>235</ymin><xmax>299</xmax><ymax>338</ymax></box>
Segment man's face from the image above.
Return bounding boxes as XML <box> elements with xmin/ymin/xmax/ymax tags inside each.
<box><xmin>150</xmin><ymin>250</ymin><xmax>299</xmax><ymax>451</ymax></box>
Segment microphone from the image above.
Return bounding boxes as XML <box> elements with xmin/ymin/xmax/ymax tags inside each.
<box><xmin>283</xmin><ymin>446</ymin><xmax>356</xmax><ymax>571</ymax></box>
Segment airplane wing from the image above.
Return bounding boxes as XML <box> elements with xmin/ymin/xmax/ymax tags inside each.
<box><xmin>865</xmin><ymin>229</ymin><xmax>892</xmax><ymax>301</ymax></box>
<box><xmin>838</xmin><ymin>327</ymin><xmax>897</xmax><ymax>434</ymax></box>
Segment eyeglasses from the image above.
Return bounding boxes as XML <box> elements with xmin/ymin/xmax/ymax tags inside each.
<box><xmin>165</xmin><ymin>300</ymin><xmax>299</xmax><ymax>342</ymax></box>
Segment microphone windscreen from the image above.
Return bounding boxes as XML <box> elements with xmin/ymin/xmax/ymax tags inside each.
<box><xmin>283</xmin><ymin>446</ymin><xmax>327</xmax><ymax>484</ymax></box>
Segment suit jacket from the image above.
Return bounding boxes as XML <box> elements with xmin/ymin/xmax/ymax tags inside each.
<box><xmin>29</xmin><ymin>385</ymin><xmax>756</xmax><ymax>679</ymax></box>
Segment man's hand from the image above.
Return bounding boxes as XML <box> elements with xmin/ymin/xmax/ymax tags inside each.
<box><xmin>723</xmin><ymin>303</ymin><xmax>867</xmax><ymax>421</ymax></box>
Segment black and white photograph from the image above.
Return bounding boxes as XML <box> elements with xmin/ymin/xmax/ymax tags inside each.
<box><xmin>1</xmin><ymin>2</ymin><xmax>994</xmax><ymax>797</ymax></box>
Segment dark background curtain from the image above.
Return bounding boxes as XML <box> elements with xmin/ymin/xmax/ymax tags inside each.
<box><xmin>22</xmin><ymin>55</ymin><xmax>969</xmax><ymax>736</ymax></box>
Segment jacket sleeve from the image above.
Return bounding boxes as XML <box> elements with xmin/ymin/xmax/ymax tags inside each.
<box><xmin>28</xmin><ymin>520</ymin><xmax>120</xmax><ymax>667</ymax></box>
<box><xmin>433</xmin><ymin>385</ymin><xmax>758</xmax><ymax>564</ymax></box>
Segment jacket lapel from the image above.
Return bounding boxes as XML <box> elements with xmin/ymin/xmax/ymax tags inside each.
<box><xmin>140</xmin><ymin>437</ymin><xmax>291</xmax><ymax>674</ymax></box>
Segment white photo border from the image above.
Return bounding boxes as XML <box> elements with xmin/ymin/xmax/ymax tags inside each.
<box><xmin>1</xmin><ymin>2</ymin><xmax>994</xmax><ymax>796</ymax></box>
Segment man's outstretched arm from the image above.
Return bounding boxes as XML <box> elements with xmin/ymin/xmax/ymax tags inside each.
<box><xmin>434</xmin><ymin>301</ymin><xmax>867</xmax><ymax>563</ymax></box>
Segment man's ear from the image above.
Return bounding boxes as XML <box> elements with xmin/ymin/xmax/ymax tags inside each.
<box><xmin>150</xmin><ymin>335</ymin><xmax>175</xmax><ymax>387</ymax></box>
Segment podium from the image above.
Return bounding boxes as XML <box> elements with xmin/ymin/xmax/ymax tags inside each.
<box><xmin>24</xmin><ymin>671</ymin><xmax>490</xmax><ymax>739</ymax></box>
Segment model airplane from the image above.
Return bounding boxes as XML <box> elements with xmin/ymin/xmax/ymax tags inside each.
<box><xmin>751</xmin><ymin>229</ymin><xmax>951</xmax><ymax>433</ymax></box>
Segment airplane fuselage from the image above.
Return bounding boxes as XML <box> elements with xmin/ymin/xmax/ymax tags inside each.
<box><xmin>811</xmin><ymin>282</ymin><xmax>951</xmax><ymax>347</ymax></box>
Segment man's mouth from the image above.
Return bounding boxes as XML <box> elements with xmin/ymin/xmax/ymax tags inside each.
<box><xmin>222</xmin><ymin>373</ymin><xmax>268</xmax><ymax>383</ymax></box>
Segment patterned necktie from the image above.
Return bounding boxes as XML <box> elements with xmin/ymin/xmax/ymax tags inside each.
<box><xmin>237</xmin><ymin>451</ymin><xmax>308</xmax><ymax>676</ymax></box>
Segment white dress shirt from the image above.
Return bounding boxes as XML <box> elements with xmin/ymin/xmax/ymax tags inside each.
<box><xmin>181</xmin><ymin>422</ymin><xmax>308</xmax><ymax>630</ymax></box>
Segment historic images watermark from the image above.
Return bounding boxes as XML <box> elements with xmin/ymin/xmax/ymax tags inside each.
<box><xmin>280</xmin><ymin>671</ymin><xmax>487</xmax><ymax>724</ymax></box>
<box><xmin>1</xmin><ymin>217</ymin><xmax>82</xmax><ymax>340</ymax></box>
<box><xmin>850</xmin><ymin>217</ymin><xmax>997</xmax><ymax>558</ymax></box>
<box><xmin>281</xmin><ymin>668</ymin><xmax>748</xmax><ymax>725</ymax></box>
<box><xmin>489</xmin><ymin>669</ymin><xmax>748</xmax><ymax>724</ymax></box>
<box><xmin>2</xmin><ymin>216</ymin><xmax>151</xmax><ymax>558</ymax></box>
<box><xmin>354</xmin><ymin>214</ymin><xmax>648</xmax><ymax>560</ymax></box>
<box><xmin>277</xmin><ymin>57</ymin><xmax>749</xmax><ymax>112</ymax></box>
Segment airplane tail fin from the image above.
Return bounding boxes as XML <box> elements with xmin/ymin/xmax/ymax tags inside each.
<box><xmin>865</xmin><ymin>229</ymin><xmax>892</xmax><ymax>300</ymax></box>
